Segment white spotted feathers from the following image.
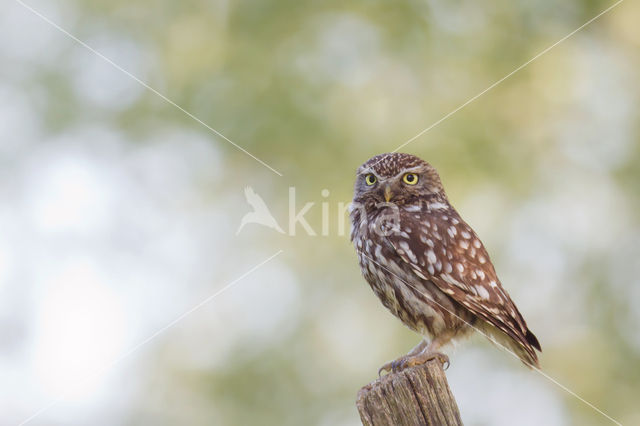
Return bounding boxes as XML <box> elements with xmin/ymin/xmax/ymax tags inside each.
<box><xmin>350</xmin><ymin>153</ymin><xmax>541</xmax><ymax>368</ymax></box>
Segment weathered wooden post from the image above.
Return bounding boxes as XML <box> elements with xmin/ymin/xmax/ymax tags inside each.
<box><xmin>356</xmin><ymin>360</ymin><xmax>463</xmax><ymax>426</ymax></box>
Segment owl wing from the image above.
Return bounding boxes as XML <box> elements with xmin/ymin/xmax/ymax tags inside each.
<box><xmin>385</xmin><ymin>208</ymin><xmax>541</xmax><ymax>361</ymax></box>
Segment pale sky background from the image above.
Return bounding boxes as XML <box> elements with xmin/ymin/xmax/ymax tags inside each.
<box><xmin>1</xmin><ymin>0</ymin><xmax>639</xmax><ymax>425</ymax></box>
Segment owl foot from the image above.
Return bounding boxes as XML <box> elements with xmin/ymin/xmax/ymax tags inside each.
<box><xmin>378</xmin><ymin>351</ymin><xmax>449</xmax><ymax>376</ymax></box>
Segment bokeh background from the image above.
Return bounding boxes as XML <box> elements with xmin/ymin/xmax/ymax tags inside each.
<box><xmin>1</xmin><ymin>0</ymin><xmax>639</xmax><ymax>424</ymax></box>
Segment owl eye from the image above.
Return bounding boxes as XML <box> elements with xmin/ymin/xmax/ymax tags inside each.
<box><xmin>364</xmin><ymin>174</ymin><xmax>377</xmax><ymax>186</ymax></box>
<box><xmin>402</xmin><ymin>173</ymin><xmax>419</xmax><ymax>185</ymax></box>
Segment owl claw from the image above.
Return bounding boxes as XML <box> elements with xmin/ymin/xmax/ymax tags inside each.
<box><xmin>378</xmin><ymin>363</ymin><xmax>392</xmax><ymax>377</ymax></box>
<box><xmin>378</xmin><ymin>352</ymin><xmax>449</xmax><ymax>376</ymax></box>
<box><xmin>378</xmin><ymin>363</ymin><xmax>396</xmax><ymax>376</ymax></box>
<box><xmin>408</xmin><ymin>351</ymin><xmax>450</xmax><ymax>371</ymax></box>
<box><xmin>434</xmin><ymin>353</ymin><xmax>450</xmax><ymax>370</ymax></box>
<box><xmin>378</xmin><ymin>358</ymin><xmax>404</xmax><ymax>376</ymax></box>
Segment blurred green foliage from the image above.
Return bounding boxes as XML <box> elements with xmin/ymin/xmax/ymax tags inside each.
<box><xmin>8</xmin><ymin>0</ymin><xmax>640</xmax><ymax>424</ymax></box>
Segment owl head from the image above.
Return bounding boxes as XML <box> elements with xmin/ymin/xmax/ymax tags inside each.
<box><xmin>352</xmin><ymin>153</ymin><xmax>446</xmax><ymax>208</ymax></box>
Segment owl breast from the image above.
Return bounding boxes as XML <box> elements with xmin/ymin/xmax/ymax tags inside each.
<box><xmin>351</xmin><ymin>206</ymin><xmax>473</xmax><ymax>340</ymax></box>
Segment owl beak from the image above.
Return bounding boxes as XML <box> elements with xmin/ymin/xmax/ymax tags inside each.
<box><xmin>384</xmin><ymin>185</ymin><xmax>393</xmax><ymax>202</ymax></box>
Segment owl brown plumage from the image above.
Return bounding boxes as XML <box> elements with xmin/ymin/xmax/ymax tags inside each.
<box><xmin>350</xmin><ymin>153</ymin><xmax>541</xmax><ymax>373</ymax></box>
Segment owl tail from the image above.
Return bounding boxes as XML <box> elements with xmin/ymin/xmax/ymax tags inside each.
<box><xmin>511</xmin><ymin>329</ymin><xmax>542</xmax><ymax>369</ymax></box>
<box><xmin>482</xmin><ymin>322</ymin><xmax>542</xmax><ymax>369</ymax></box>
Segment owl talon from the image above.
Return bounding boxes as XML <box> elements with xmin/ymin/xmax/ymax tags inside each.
<box><xmin>391</xmin><ymin>358</ymin><xmax>403</xmax><ymax>372</ymax></box>
<box><xmin>433</xmin><ymin>353</ymin><xmax>450</xmax><ymax>370</ymax></box>
<box><xmin>407</xmin><ymin>351</ymin><xmax>450</xmax><ymax>370</ymax></box>
<box><xmin>378</xmin><ymin>356</ymin><xmax>408</xmax><ymax>376</ymax></box>
<box><xmin>378</xmin><ymin>364</ymin><xmax>391</xmax><ymax>377</ymax></box>
<box><xmin>377</xmin><ymin>362</ymin><xmax>393</xmax><ymax>377</ymax></box>
<box><xmin>442</xmin><ymin>356</ymin><xmax>450</xmax><ymax>370</ymax></box>
<box><xmin>379</xmin><ymin>351</ymin><xmax>450</xmax><ymax>376</ymax></box>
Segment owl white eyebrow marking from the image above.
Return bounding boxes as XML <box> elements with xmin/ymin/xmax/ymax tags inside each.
<box><xmin>391</xmin><ymin>166</ymin><xmax>422</xmax><ymax>178</ymax></box>
<box><xmin>357</xmin><ymin>168</ymin><xmax>382</xmax><ymax>179</ymax></box>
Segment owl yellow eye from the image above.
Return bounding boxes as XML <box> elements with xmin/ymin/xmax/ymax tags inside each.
<box><xmin>365</xmin><ymin>174</ymin><xmax>377</xmax><ymax>186</ymax></box>
<box><xmin>402</xmin><ymin>173</ymin><xmax>419</xmax><ymax>185</ymax></box>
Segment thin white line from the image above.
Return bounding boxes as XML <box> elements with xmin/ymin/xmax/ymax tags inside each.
<box><xmin>360</xmin><ymin>252</ymin><xmax>622</xmax><ymax>425</ymax></box>
<box><xmin>18</xmin><ymin>250</ymin><xmax>284</xmax><ymax>426</ymax></box>
<box><xmin>13</xmin><ymin>0</ymin><xmax>283</xmax><ymax>177</ymax></box>
<box><xmin>391</xmin><ymin>0</ymin><xmax>624</xmax><ymax>154</ymax></box>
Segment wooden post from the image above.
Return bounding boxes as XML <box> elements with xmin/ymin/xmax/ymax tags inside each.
<box><xmin>356</xmin><ymin>360</ymin><xmax>463</xmax><ymax>426</ymax></box>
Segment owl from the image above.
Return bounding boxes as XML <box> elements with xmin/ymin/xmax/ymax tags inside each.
<box><xmin>350</xmin><ymin>153</ymin><xmax>541</xmax><ymax>374</ymax></box>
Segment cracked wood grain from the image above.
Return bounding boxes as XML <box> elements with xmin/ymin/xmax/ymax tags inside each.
<box><xmin>356</xmin><ymin>360</ymin><xmax>462</xmax><ymax>426</ymax></box>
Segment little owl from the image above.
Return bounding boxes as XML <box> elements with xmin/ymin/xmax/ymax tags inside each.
<box><xmin>350</xmin><ymin>153</ymin><xmax>541</xmax><ymax>374</ymax></box>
